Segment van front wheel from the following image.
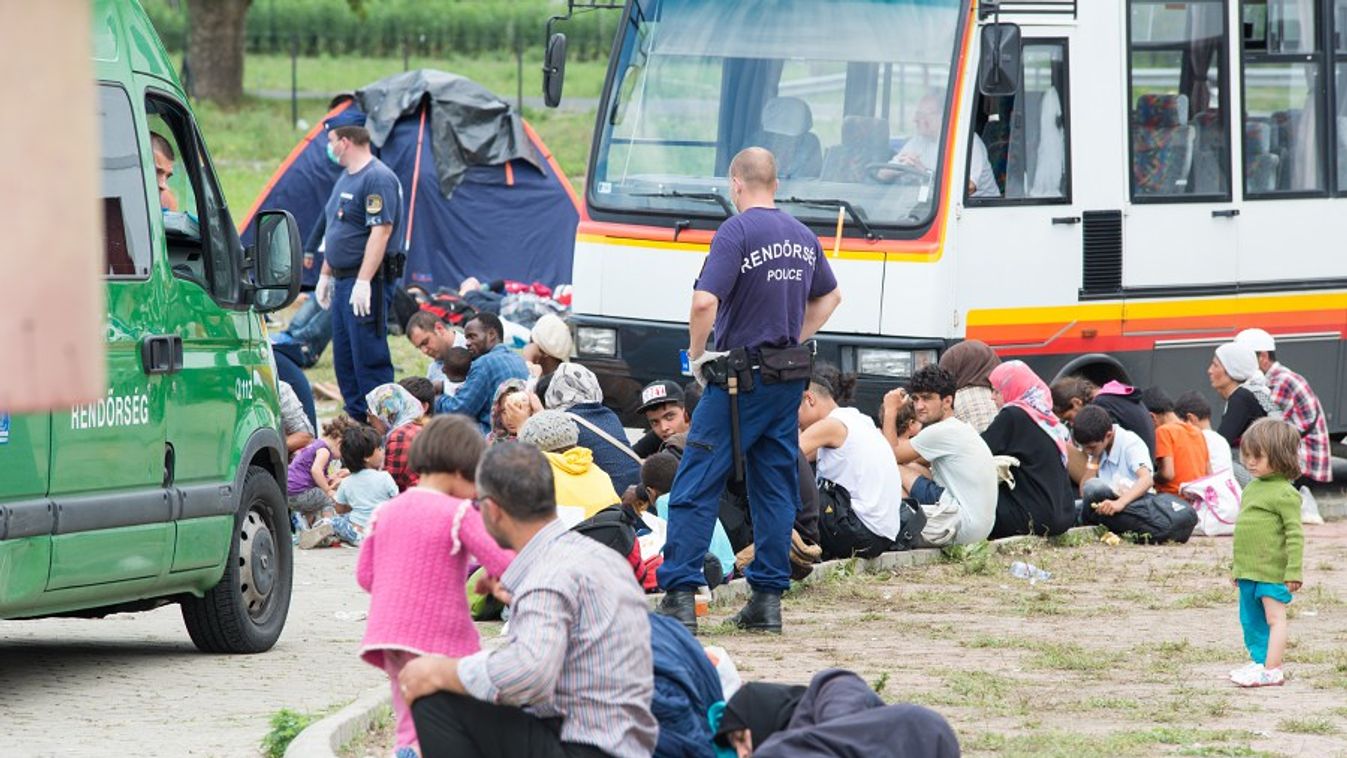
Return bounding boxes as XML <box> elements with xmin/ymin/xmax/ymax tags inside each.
<box><xmin>181</xmin><ymin>465</ymin><xmax>293</xmax><ymax>653</ymax></box>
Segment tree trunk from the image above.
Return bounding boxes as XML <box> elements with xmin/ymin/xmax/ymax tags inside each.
<box><xmin>186</xmin><ymin>0</ymin><xmax>252</xmax><ymax>105</ymax></box>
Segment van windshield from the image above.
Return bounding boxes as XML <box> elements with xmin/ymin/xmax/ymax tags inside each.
<box><xmin>590</xmin><ymin>0</ymin><xmax>965</xmax><ymax>230</ymax></box>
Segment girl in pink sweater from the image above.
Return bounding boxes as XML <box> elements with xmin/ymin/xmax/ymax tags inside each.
<box><xmin>356</xmin><ymin>415</ymin><xmax>514</xmax><ymax>757</ymax></box>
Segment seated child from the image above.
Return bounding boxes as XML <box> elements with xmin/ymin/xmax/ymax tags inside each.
<box><xmin>356</xmin><ymin>415</ymin><xmax>514</xmax><ymax>757</ymax></box>
<box><xmin>441</xmin><ymin>346</ymin><xmax>472</xmax><ymax>397</ymax></box>
<box><xmin>1175</xmin><ymin>390</ymin><xmax>1234</xmax><ymax>475</ymax></box>
<box><xmin>397</xmin><ymin>376</ymin><xmax>436</xmax><ymax>420</ymax></box>
<box><xmin>287</xmin><ymin>415</ymin><xmax>358</xmax><ymax>534</ymax></box>
<box><xmin>323</xmin><ymin>426</ymin><xmax>397</xmax><ymax>547</ymax></box>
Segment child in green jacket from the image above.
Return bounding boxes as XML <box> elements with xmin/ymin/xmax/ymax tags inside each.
<box><xmin>1229</xmin><ymin>418</ymin><xmax>1305</xmax><ymax>688</ymax></box>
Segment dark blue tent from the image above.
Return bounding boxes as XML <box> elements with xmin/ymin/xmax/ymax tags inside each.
<box><xmin>240</xmin><ymin>71</ymin><xmax>579</xmax><ymax>291</ymax></box>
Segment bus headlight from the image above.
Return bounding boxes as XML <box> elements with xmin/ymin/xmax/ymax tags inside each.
<box><xmin>856</xmin><ymin>348</ymin><xmax>938</xmax><ymax>378</ymax></box>
<box><xmin>576</xmin><ymin>327</ymin><xmax>617</xmax><ymax>357</ymax></box>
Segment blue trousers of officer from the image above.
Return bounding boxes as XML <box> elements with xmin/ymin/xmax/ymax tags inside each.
<box><xmin>657</xmin><ymin>371</ymin><xmax>806</xmax><ymax>594</ymax></box>
<box><xmin>330</xmin><ymin>276</ymin><xmax>394</xmax><ymax>419</ymax></box>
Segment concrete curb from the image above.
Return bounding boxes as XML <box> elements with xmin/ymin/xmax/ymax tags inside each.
<box><xmin>285</xmin><ymin>684</ymin><xmax>390</xmax><ymax>758</ymax></box>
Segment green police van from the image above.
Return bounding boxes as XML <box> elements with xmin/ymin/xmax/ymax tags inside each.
<box><xmin>0</xmin><ymin>0</ymin><xmax>302</xmax><ymax>653</ymax></box>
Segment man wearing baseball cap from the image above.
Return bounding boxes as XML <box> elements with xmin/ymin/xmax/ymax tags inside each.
<box><xmin>632</xmin><ymin>380</ymin><xmax>692</xmax><ymax>458</ymax></box>
<box><xmin>1235</xmin><ymin>328</ymin><xmax>1331</xmax><ymax>486</ymax></box>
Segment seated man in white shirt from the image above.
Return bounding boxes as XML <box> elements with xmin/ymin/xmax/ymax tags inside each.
<box><xmin>876</xmin><ymin>93</ymin><xmax>1000</xmax><ymax>198</ymax></box>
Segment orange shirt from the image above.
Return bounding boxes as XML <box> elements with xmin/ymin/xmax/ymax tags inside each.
<box><xmin>1154</xmin><ymin>421</ymin><xmax>1210</xmax><ymax>494</ymax></box>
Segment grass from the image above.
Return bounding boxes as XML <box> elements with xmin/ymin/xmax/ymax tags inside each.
<box><xmin>260</xmin><ymin>708</ymin><xmax>322</xmax><ymax>758</ymax></box>
<box><xmin>337</xmin><ymin>705</ymin><xmax>395</xmax><ymax>758</ymax></box>
<box><xmin>1029</xmin><ymin>641</ymin><xmax>1110</xmax><ymax>673</ymax></box>
<box><xmin>963</xmin><ymin>727</ymin><xmax>1268</xmax><ymax>758</ymax></box>
<box><xmin>1277</xmin><ymin>716</ymin><xmax>1340</xmax><ymax>735</ymax></box>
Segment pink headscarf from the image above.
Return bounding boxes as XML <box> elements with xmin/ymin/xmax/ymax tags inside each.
<box><xmin>989</xmin><ymin>360</ymin><xmax>1071</xmax><ymax>465</ymax></box>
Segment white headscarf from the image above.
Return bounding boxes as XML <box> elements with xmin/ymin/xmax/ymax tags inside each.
<box><xmin>544</xmin><ymin>363</ymin><xmax>604</xmax><ymax>410</ymax></box>
<box><xmin>1214</xmin><ymin>342</ymin><xmax>1279</xmax><ymax>417</ymax></box>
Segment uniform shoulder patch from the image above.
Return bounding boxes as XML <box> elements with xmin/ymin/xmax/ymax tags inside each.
<box><xmin>365</xmin><ymin>194</ymin><xmax>383</xmax><ymax>214</ymax></box>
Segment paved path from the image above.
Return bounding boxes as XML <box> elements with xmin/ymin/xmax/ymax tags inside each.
<box><xmin>0</xmin><ymin>547</ymin><xmax>381</xmax><ymax>758</ymax></box>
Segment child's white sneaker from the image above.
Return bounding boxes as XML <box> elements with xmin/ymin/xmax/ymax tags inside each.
<box><xmin>1228</xmin><ymin>662</ymin><xmax>1262</xmax><ymax>682</ymax></box>
<box><xmin>1235</xmin><ymin>666</ymin><xmax>1285</xmax><ymax>688</ymax></box>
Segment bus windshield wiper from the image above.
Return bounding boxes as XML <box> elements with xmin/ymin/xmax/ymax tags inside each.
<box><xmin>634</xmin><ymin>190</ymin><xmax>736</xmax><ymax>218</ymax></box>
<box><xmin>778</xmin><ymin>197</ymin><xmax>881</xmax><ymax>241</ymax></box>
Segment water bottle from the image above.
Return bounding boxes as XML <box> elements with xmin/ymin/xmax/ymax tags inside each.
<box><xmin>1009</xmin><ymin>561</ymin><xmax>1051</xmax><ymax>583</ymax></box>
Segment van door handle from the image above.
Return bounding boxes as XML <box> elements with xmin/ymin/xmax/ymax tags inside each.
<box><xmin>1212</xmin><ymin>209</ymin><xmax>1240</xmax><ymax>218</ymax></box>
<box><xmin>1051</xmin><ymin>216</ymin><xmax>1081</xmax><ymax>225</ymax></box>
<box><xmin>141</xmin><ymin>334</ymin><xmax>184</xmax><ymax>375</ymax></box>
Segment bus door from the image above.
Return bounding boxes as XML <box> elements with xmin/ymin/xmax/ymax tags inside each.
<box><xmin>1121</xmin><ymin>1</ymin><xmax>1238</xmax><ymax>294</ymax></box>
<box><xmin>956</xmin><ymin>33</ymin><xmax>1082</xmax><ymax>341</ymax></box>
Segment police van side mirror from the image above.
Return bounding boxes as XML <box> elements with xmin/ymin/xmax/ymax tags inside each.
<box><xmin>978</xmin><ymin>23</ymin><xmax>1022</xmax><ymax>97</ymax></box>
<box><xmin>543</xmin><ymin>32</ymin><xmax>568</xmax><ymax>108</ymax></box>
<box><xmin>249</xmin><ymin>209</ymin><xmax>302</xmax><ymax>313</ymax></box>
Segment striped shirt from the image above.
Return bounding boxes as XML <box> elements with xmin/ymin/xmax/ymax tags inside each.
<box><xmin>457</xmin><ymin>518</ymin><xmax>657</xmax><ymax>757</ymax></box>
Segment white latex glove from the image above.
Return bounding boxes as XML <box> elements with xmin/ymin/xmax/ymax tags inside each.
<box><xmin>689</xmin><ymin>350</ymin><xmax>729</xmax><ymax>388</ymax></box>
<box><xmin>350</xmin><ymin>278</ymin><xmax>372</xmax><ymax>317</ymax></box>
<box><xmin>315</xmin><ymin>273</ymin><xmax>334</xmax><ymax>310</ymax></box>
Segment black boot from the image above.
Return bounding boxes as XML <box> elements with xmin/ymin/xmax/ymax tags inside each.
<box><xmin>655</xmin><ymin>589</ymin><xmax>698</xmax><ymax>634</ymax></box>
<box><xmin>729</xmin><ymin>590</ymin><xmax>782</xmax><ymax>633</ymax></box>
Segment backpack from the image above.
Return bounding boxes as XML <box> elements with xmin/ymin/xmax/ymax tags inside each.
<box><xmin>571</xmin><ymin>504</ymin><xmax>661</xmax><ymax>591</ymax></box>
<box><xmin>1082</xmin><ymin>492</ymin><xmax>1199</xmax><ymax>544</ymax></box>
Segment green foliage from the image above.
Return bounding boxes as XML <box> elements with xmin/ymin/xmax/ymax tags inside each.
<box><xmin>870</xmin><ymin>671</ymin><xmax>889</xmax><ymax>695</ymax></box>
<box><xmin>261</xmin><ymin>708</ymin><xmax>318</xmax><ymax>758</ymax></box>
<box><xmin>143</xmin><ymin>0</ymin><xmax>617</xmax><ymax>60</ymax></box>
<box><xmin>1277</xmin><ymin>716</ymin><xmax>1340</xmax><ymax>735</ymax></box>
<box><xmin>940</xmin><ymin>540</ymin><xmax>992</xmax><ymax>575</ymax></box>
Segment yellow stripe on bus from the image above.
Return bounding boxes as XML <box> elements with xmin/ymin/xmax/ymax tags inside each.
<box><xmin>968</xmin><ymin>291</ymin><xmax>1347</xmax><ymax>327</ymax></box>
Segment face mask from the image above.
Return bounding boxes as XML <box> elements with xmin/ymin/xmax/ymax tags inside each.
<box><xmin>325</xmin><ymin>142</ymin><xmax>342</xmax><ymax>165</ymax></box>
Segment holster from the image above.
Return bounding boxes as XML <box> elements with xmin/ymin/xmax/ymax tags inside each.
<box><xmin>703</xmin><ymin>348</ymin><xmax>755</xmax><ymax>392</ymax></box>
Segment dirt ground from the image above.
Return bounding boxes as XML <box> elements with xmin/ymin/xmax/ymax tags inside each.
<box><xmin>698</xmin><ymin>521</ymin><xmax>1347</xmax><ymax>757</ymax></box>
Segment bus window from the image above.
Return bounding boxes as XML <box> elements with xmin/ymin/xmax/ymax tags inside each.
<box><xmin>966</xmin><ymin>40</ymin><xmax>1070</xmax><ymax>204</ymax></box>
<box><xmin>1127</xmin><ymin>0</ymin><xmax>1230</xmax><ymax>200</ymax></box>
<box><xmin>1337</xmin><ymin>0</ymin><xmax>1347</xmax><ymax>191</ymax></box>
<box><xmin>590</xmin><ymin>0</ymin><xmax>963</xmax><ymax>231</ymax></box>
<box><xmin>1242</xmin><ymin>0</ymin><xmax>1326</xmax><ymax>195</ymax></box>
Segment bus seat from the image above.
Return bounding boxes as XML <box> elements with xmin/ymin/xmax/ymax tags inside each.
<box><xmin>1270</xmin><ymin>109</ymin><xmax>1302</xmax><ymax>189</ymax></box>
<box><xmin>1132</xmin><ymin>93</ymin><xmax>1194</xmax><ymax>195</ymax></box>
<box><xmin>752</xmin><ymin>97</ymin><xmax>822</xmax><ymax>179</ymax></box>
<box><xmin>821</xmin><ymin>116</ymin><xmax>891</xmax><ymax>182</ymax></box>
<box><xmin>1190</xmin><ymin>109</ymin><xmax>1226</xmax><ymax>194</ymax></box>
<box><xmin>1244</xmin><ymin>121</ymin><xmax>1280</xmax><ymax>193</ymax></box>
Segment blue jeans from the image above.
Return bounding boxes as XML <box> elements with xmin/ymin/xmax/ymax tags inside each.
<box><xmin>657</xmin><ymin>372</ymin><xmax>805</xmax><ymax>594</ymax></box>
<box><xmin>330</xmin><ymin>276</ymin><xmax>395</xmax><ymax>419</ymax></box>
<box><xmin>273</xmin><ymin>347</ymin><xmax>317</xmax><ymax>432</ymax></box>
<box><xmin>1238</xmin><ymin>579</ymin><xmax>1293</xmax><ymax>665</ymax></box>
<box><xmin>910</xmin><ymin>475</ymin><xmax>945</xmax><ymax>505</ymax></box>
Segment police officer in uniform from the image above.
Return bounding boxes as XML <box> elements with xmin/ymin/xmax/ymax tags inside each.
<box><xmin>314</xmin><ymin>125</ymin><xmax>404</xmax><ymax>419</ymax></box>
<box><xmin>656</xmin><ymin>147</ymin><xmax>842</xmax><ymax>634</ymax></box>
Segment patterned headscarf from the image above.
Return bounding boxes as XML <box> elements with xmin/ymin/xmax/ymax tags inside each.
<box><xmin>544</xmin><ymin>362</ymin><xmax>604</xmax><ymax>410</ymax></box>
<box><xmin>488</xmin><ymin>378</ymin><xmax>530</xmax><ymax>445</ymax></box>
<box><xmin>989</xmin><ymin>360</ymin><xmax>1071</xmax><ymax>465</ymax></box>
<box><xmin>364</xmin><ymin>383</ymin><xmax>424</xmax><ymax>439</ymax></box>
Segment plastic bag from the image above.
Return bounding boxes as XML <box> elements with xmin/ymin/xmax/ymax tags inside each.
<box><xmin>1179</xmin><ymin>471</ymin><xmax>1241</xmax><ymax>537</ymax></box>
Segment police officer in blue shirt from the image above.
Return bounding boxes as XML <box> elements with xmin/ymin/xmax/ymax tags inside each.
<box><xmin>314</xmin><ymin>125</ymin><xmax>404</xmax><ymax>419</ymax></box>
<box><xmin>656</xmin><ymin>147</ymin><xmax>842</xmax><ymax>634</ymax></box>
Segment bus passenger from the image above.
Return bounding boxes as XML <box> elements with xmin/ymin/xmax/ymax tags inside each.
<box><xmin>878</xmin><ymin>92</ymin><xmax>999</xmax><ymax>197</ymax></box>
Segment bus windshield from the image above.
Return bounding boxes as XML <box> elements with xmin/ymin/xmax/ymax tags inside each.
<box><xmin>590</xmin><ymin>0</ymin><xmax>965</xmax><ymax>231</ymax></box>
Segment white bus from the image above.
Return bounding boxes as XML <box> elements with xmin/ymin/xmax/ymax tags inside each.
<box><xmin>548</xmin><ymin>0</ymin><xmax>1347</xmax><ymax>430</ymax></box>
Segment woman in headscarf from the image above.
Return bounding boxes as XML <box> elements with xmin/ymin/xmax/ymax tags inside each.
<box><xmin>544</xmin><ymin>363</ymin><xmax>642</xmax><ymax>492</ymax></box>
<box><xmin>981</xmin><ymin>361</ymin><xmax>1078</xmax><ymax>538</ymax></box>
<box><xmin>711</xmin><ymin>669</ymin><xmax>960</xmax><ymax>758</ymax></box>
<box><xmin>487</xmin><ymin>378</ymin><xmax>533</xmax><ymax>446</ymax></box>
<box><xmin>364</xmin><ymin>383</ymin><xmax>426</xmax><ymax>492</ymax></box>
<box><xmin>1211</xmin><ymin>341</ymin><xmax>1282</xmax><ymax>484</ymax></box>
<box><xmin>938</xmin><ymin>339</ymin><xmax>1001</xmax><ymax>432</ymax></box>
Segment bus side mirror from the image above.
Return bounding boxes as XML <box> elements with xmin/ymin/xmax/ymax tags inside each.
<box><xmin>250</xmin><ymin>209</ymin><xmax>302</xmax><ymax>313</ymax></box>
<box><xmin>978</xmin><ymin>23</ymin><xmax>1022</xmax><ymax>97</ymax></box>
<box><xmin>543</xmin><ymin>32</ymin><xmax>568</xmax><ymax>108</ymax></box>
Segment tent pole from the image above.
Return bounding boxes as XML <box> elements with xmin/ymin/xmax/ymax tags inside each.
<box><xmin>403</xmin><ymin>101</ymin><xmax>428</xmax><ymax>255</ymax></box>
